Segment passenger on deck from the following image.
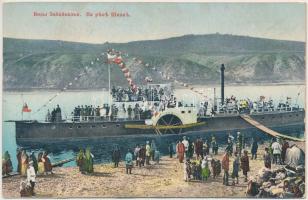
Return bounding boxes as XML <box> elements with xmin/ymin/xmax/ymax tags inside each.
<box><xmin>127</xmin><ymin>105</ymin><xmax>132</xmax><ymax>119</ymax></box>
<box><xmin>55</xmin><ymin>104</ymin><xmax>62</xmax><ymax>122</ymax></box>
<box><xmin>45</xmin><ymin>109</ymin><xmax>51</xmax><ymax>122</ymax></box>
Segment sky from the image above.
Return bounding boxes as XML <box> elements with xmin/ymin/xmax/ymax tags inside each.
<box><xmin>3</xmin><ymin>2</ymin><xmax>306</xmax><ymax>43</ymax></box>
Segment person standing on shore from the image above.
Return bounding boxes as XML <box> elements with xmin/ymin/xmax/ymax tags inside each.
<box><xmin>281</xmin><ymin>140</ymin><xmax>289</xmax><ymax>164</ymax></box>
<box><xmin>125</xmin><ymin>149</ymin><xmax>133</xmax><ymax>174</ymax></box>
<box><xmin>42</xmin><ymin>152</ymin><xmax>53</xmax><ymax>175</ymax></box>
<box><xmin>184</xmin><ymin>158</ymin><xmax>191</xmax><ymax>182</ymax></box>
<box><xmin>37</xmin><ymin>152</ymin><xmax>45</xmax><ymax>175</ymax></box>
<box><xmin>187</xmin><ymin>137</ymin><xmax>194</xmax><ymax>158</ymax></box>
<box><xmin>240</xmin><ymin>150</ymin><xmax>250</xmax><ymax>182</ymax></box>
<box><xmin>154</xmin><ymin>149</ymin><xmax>160</xmax><ymax>164</ymax></box>
<box><xmin>263</xmin><ymin>147</ymin><xmax>271</xmax><ymax>169</ymax></box>
<box><xmin>138</xmin><ymin>145</ymin><xmax>146</xmax><ymax>167</ymax></box>
<box><xmin>251</xmin><ymin>139</ymin><xmax>258</xmax><ymax>160</ymax></box>
<box><xmin>30</xmin><ymin>152</ymin><xmax>38</xmax><ymax>174</ymax></box>
<box><xmin>150</xmin><ymin>140</ymin><xmax>157</xmax><ymax>161</ymax></box>
<box><xmin>194</xmin><ymin>137</ymin><xmax>203</xmax><ymax>159</ymax></box>
<box><xmin>168</xmin><ymin>142</ymin><xmax>174</xmax><ymax>158</ymax></box>
<box><xmin>231</xmin><ymin>152</ymin><xmax>240</xmax><ymax>185</ymax></box>
<box><xmin>177</xmin><ymin>141</ymin><xmax>185</xmax><ymax>163</ymax></box>
<box><xmin>271</xmin><ymin>138</ymin><xmax>282</xmax><ymax>165</ymax></box>
<box><xmin>16</xmin><ymin>148</ymin><xmax>22</xmax><ymax>174</ymax></box>
<box><xmin>201</xmin><ymin>156</ymin><xmax>210</xmax><ymax>181</ymax></box>
<box><xmin>236</xmin><ymin>132</ymin><xmax>243</xmax><ymax>157</ymax></box>
<box><xmin>2</xmin><ymin>151</ymin><xmax>13</xmax><ymax>176</ymax></box>
<box><xmin>76</xmin><ymin>149</ymin><xmax>85</xmax><ymax>173</ymax></box>
<box><xmin>222</xmin><ymin>151</ymin><xmax>230</xmax><ymax>186</ymax></box>
<box><xmin>26</xmin><ymin>161</ymin><xmax>36</xmax><ymax>196</ymax></box>
<box><xmin>145</xmin><ymin>141</ymin><xmax>151</xmax><ymax>165</ymax></box>
<box><xmin>112</xmin><ymin>145</ymin><xmax>121</xmax><ymax>168</ymax></box>
<box><xmin>134</xmin><ymin>144</ymin><xmax>140</xmax><ymax>166</ymax></box>
<box><xmin>21</xmin><ymin>150</ymin><xmax>29</xmax><ymax>176</ymax></box>
<box><xmin>182</xmin><ymin>136</ymin><xmax>189</xmax><ymax>158</ymax></box>
<box><xmin>85</xmin><ymin>147</ymin><xmax>94</xmax><ymax>174</ymax></box>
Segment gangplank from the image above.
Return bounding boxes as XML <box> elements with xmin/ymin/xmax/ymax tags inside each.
<box><xmin>240</xmin><ymin>114</ymin><xmax>305</xmax><ymax>142</ymax></box>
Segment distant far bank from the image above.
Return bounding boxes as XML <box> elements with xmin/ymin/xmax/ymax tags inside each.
<box><xmin>3</xmin><ymin>81</ymin><xmax>305</xmax><ymax>93</ymax></box>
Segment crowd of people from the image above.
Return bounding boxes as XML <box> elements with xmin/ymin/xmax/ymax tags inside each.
<box><xmin>2</xmin><ymin>148</ymin><xmax>53</xmax><ymax>197</ymax></box>
<box><xmin>3</xmin><ymin>132</ymin><xmax>304</xmax><ymax>198</ymax></box>
<box><xmin>111</xmin><ymin>85</ymin><xmax>171</xmax><ymax>102</ymax></box>
<box><xmin>218</xmin><ymin>96</ymin><xmax>295</xmax><ymax>115</ymax></box>
<box><xmin>45</xmin><ymin>105</ymin><xmax>62</xmax><ymax>122</ymax></box>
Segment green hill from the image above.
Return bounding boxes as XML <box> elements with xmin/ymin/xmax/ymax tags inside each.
<box><xmin>3</xmin><ymin>34</ymin><xmax>305</xmax><ymax>90</ymax></box>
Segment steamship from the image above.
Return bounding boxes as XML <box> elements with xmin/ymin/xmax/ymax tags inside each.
<box><xmin>10</xmin><ymin>64</ymin><xmax>305</xmax><ymax>142</ymax></box>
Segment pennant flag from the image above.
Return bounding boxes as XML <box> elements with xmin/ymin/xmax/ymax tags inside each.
<box><xmin>22</xmin><ymin>103</ymin><xmax>32</xmax><ymax>112</ymax></box>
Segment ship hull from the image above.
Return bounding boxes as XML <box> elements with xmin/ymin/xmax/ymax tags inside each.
<box><xmin>15</xmin><ymin>110</ymin><xmax>305</xmax><ymax>142</ymax></box>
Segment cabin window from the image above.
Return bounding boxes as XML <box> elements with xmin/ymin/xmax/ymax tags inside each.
<box><xmin>91</xmin><ymin>125</ymin><xmax>96</xmax><ymax>128</ymax></box>
<box><xmin>77</xmin><ymin>125</ymin><xmax>81</xmax><ymax>129</ymax></box>
<box><xmin>188</xmin><ymin>110</ymin><xmax>191</xmax><ymax>113</ymax></box>
<box><xmin>296</xmin><ymin>114</ymin><xmax>299</xmax><ymax>117</ymax></box>
<box><xmin>181</xmin><ymin>111</ymin><xmax>185</xmax><ymax>114</ymax></box>
<box><xmin>69</xmin><ymin>126</ymin><xmax>73</xmax><ymax>129</ymax></box>
<box><xmin>262</xmin><ymin>117</ymin><xmax>265</xmax><ymax>119</ymax></box>
<box><xmin>116</xmin><ymin>124</ymin><xmax>120</xmax><ymax>127</ymax></box>
<box><xmin>289</xmin><ymin>115</ymin><xmax>292</xmax><ymax>117</ymax></box>
<box><xmin>102</xmin><ymin>124</ymin><xmax>106</xmax><ymax>128</ymax></box>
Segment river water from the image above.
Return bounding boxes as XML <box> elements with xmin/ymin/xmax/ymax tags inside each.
<box><xmin>2</xmin><ymin>84</ymin><xmax>305</xmax><ymax>168</ymax></box>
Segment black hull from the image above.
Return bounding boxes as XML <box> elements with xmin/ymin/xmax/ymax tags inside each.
<box><xmin>14</xmin><ymin>110</ymin><xmax>305</xmax><ymax>143</ymax></box>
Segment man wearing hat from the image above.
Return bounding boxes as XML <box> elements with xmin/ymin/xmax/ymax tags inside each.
<box><xmin>27</xmin><ymin>160</ymin><xmax>36</xmax><ymax>196</ymax></box>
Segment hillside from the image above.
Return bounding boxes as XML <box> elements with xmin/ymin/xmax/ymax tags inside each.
<box><xmin>3</xmin><ymin>34</ymin><xmax>305</xmax><ymax>90</ymax></box>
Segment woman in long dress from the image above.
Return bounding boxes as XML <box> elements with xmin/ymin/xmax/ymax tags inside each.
<box><xmin>2</xmin><ymin>151</ymin><xmax>13</xmax><ymax>175</ymax></box>
<box><xmin>20</xmin><ymin>150</ymin><xmax>29</xmax><ymax>176</ymax></box>
<box><xmin>37</xmin><ymin>152</ymin><xmax>45</xmax><ymax>175</ymax></box>
<box><xmin>42</xmin><ymin>152</ymin><xmax>53</xmax><ymax>174</ymax></box>
<box><xmin>85</xmin><ymin>147</ymin><xmax>94</xmax><ymax>173</ymax></box>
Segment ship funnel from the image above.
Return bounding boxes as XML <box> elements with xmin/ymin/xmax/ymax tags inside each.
<box><xmin>220</xmin><ymin>64</ymin><xmax>225</xmax><ymax>105</ymax></box>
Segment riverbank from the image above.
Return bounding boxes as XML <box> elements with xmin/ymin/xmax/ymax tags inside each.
<box><xmin>3</xmin><ymin>147</ymin><xmax>273</xmax><ymax>198</ymax></box>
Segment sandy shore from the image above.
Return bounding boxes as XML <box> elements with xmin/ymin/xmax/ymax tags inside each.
<box><xmin>2</xmin><ymin>147</ymin><xmax>272</xmax><ymax>198</ymax></box>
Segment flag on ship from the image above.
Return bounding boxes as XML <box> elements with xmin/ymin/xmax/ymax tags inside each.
<box><xmin>22</xmin><ymin>103</ymin><xmax>31</xmax><ymax>112</ymax></box>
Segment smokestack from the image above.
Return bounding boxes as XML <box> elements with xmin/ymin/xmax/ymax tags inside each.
<box><xmin>220</xmin><ymin>64</ymin><xmax>225</xmax><ymax>105</ymax></box>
